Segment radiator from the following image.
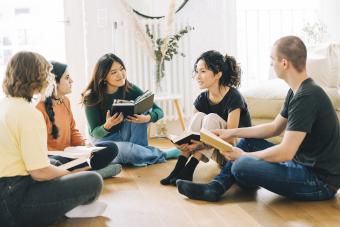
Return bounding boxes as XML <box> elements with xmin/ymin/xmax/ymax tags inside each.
<box><xmin>112</xmin><ymin>19</ymin><xmax>194</xmax><ymax>122</ymax></box>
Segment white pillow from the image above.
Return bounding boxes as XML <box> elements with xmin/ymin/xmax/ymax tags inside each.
<box><xmin>307</xmin><ymin>43</ymin><xmax>340</xmax><ymax>88</ymax></box>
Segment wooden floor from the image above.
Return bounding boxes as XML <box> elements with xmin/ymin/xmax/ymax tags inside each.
<box><xmin>51</xmin><ymin>138</ymin><xmax>340</xmax><ymax>227</ymax></box>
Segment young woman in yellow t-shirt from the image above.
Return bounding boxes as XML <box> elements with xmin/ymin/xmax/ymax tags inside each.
<box><xmin>0</xmin><ymin>52</ymin><xmax>105</xmax><ymax>226</ymax></box>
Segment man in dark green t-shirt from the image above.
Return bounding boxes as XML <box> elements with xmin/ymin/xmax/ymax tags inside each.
<box><xmin>176</xmin><ymin>36</ymin><xmax>340</xmax><ymax>202</ymax></box>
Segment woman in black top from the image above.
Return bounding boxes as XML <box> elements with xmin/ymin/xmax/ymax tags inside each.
<box><xmin>161</xmin><ymin>50</ymin><xmax>251</xmax><ymax>185</ymax></box>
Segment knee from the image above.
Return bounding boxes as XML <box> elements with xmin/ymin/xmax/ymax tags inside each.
<box><xmin>105</xmin><ymin>142</ymin><xmax>119</xmax><ymax>158</ymax></box>
<box><xmin>205</xmin><ymin>113</ymin><xmax>220</xmax><ymax>120</ymax></box>
<box><xmin>191</xmin><ymin>112</ymin><xmax>206</xmax><ymax>124</ymax></box>
<box><xmin>202</xmin><ymin>113</ymin><xmax>222</xmax><ymax>128</ymax></box>
<box><xmin>231</xmin><ymin>156</ymin><xmax>259</xmax><ymax>178</ymax></box>
<box><xmin>193</xmin><ymin>112</ymin><xmax>206</xmax><ymax>119</ymax></box>
<box><xmin>87</xmin><ymin>172</ymin><xmax>103</xmax><ymax>192</ymax></box>
<box><xmin>73</xmin><ymin>172</ymin><xmax>103</xmax><ymax>196</ymax></box>
<box><xmin>95</xmin><ymin>141</ymin><xmax>119</xmax><ymax>158</ymax></box>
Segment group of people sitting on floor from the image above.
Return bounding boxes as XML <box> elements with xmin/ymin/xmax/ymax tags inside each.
<box><xmin>1</xmin><ymin>36</ymin><xmax>340</xmax><ymax>226</ymax></box>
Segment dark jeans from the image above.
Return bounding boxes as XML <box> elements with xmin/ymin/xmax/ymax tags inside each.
<box><xmin>49</xmin><ymin>141</ymin><xmax>119</xmax><ymax>170</ymax></box>
<box><xmin>214</xmin><ymin>138</ymin><xmax>336</xmax><ymax>201</ymax></box>
<box><xmin>0</xmin><ymin>172</ymin><xmax>103</xmax><ymax>226</ymax></box>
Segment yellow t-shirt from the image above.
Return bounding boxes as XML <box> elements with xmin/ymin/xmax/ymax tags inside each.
<box><xmin>0</xmin><ymin>97</ymin><xmax>50</xmax><ymax>177</ymax></box>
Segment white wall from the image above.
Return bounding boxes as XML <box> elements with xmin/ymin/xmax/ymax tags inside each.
<box><xmin>64</xmin><ymin>0</ymin><xmax>237</xmax><ymax>134</ymax></box>
<box><xmin>64</xmin><ymin>0</ymin><xmax>88</xmax><ymax>133</ymax></box>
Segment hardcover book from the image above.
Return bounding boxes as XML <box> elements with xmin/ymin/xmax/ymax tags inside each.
<box><xmin>199</xmin><ymin>128</ymin><xmax>233</xmax><ymax>152</ymax></box>
<box><xmin>111</xmin><ymin>90</ymin><xmax>154</xmax><ymax>116</ymax></box>
<box><xmin>168</xmin><ymin>131</ymin><xmax>200</xmax><ymax>145</ymax></box>
<box><xmin>48</xmin><ymin>146</ymin><xmax>113</xmax><ymax>170</ymax></box>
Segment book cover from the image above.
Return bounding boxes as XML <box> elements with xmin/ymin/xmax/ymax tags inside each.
<box><xmin>57</xmin><ymin>156</ymin><xmax>89</xmax><ymax>170</ymax></box>
<box><xmin>111</xmin><ymin>90</ymin><xmax>154</xmax><ymax>116</ymax></box>
<box><xmin>168</xmin><ymin>131</ymin><xmax>200</xmax><ymax>145</ymax></box>
<box><xmin>199</xmin><ymin>128</ymin><xmax>233</xmax><ymax>152</ymax></box>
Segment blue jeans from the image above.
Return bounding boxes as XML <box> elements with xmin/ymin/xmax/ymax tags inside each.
<box><xmin>100</xmin><ymin>121</ymin><xmax>166</xmax><ymax>166</ymax></box>
<box><xmin>214</xmin><ymin>138</ymin><xmax>336</xmax><ymax>201</ymax></box>
<box><xmin>0</xmin><ymin>172</ymin><xmax>102</xmax><ymax>226</ymax></box>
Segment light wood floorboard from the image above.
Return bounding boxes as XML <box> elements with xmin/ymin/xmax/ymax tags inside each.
<box><xmin>50</xmin><ymin>138</ymin><xmax>340</xmax><ymax>227</ymax></box>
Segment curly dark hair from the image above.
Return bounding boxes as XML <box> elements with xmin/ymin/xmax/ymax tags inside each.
<box><xmin>194</xmin><ymin>50</ymin><xmax>241</xmax><ymax>88</ymax></box>
<box><xmin>81</xmin><ymin>53</ymin><xmax>132</xmax><ymax>108</ymax></box>
<box><xmin>2</xmin><ymin>51</ymin><xmax>50</xmax><ymax>102</ymax></box>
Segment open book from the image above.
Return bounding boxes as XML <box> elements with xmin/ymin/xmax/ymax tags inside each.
<box><xmin>199</xmin><ymin>128</ymin><xmax>233</xmax><ymax>152</ymax></box>
<box><xmin>110</xmin><ymin>90</ymin><xmax>154</xmax><ymax>117</ymax></box>
<box><xmin>48</xmin><ymin>146</ymin><xmax>106</xmax><ymax>170</ymax></box>
<box><xmin>168</xmin><ymin>131</ymin><xmax>200</xmax><ymax>145</ymax></box>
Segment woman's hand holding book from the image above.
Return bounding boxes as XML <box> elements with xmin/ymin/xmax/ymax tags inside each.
<box><xmin>104</xmin><ymin>111</ymin><xmax>124</xmax><ymax>130</ymax></box>
<box><xmin>126</xmin><ymin>114</ymin><xmax>151</xmax><ymax>123</ymax></box>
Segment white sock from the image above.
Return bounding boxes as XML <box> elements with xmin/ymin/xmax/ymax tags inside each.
<box><xmin>65</xmin><ymin>200</ymin><xmax>107</xmax><ymax>218</ymax></box>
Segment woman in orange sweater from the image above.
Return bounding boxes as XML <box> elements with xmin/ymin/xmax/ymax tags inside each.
<box><xmin>36</xmin><ymin>61</ymin><xmax>121</xmax><ymax>178</ymax></box>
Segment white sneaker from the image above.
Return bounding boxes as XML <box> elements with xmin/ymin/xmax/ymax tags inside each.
<box><xmin>65</xmin><ymin>200</ymin><xmax>107</xmax><ymax>218</ymax></box>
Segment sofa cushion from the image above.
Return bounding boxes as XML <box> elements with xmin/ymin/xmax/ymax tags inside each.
<box><xmin>307</xmin><ymin>43</ymin><xmax>340</xmax><ymax>88</ymax></box>
<box><xmin>241</xmin><ymin>79</ymin><xmax>340</xmax><ymax>119</ymax></box>
<box><xmin>241</xmin><ymin>79</ymin><xmax>287</xmax><ymax>118</ymax></box>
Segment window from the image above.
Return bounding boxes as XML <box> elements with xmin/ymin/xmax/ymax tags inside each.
<box><xmin>0</xmin><ymin>0</ymin><xmax>65</xmax><ymax>97</ymax></box>
<box><xmin>236</xmin><ymin>0</ymin><xmax>320</xmax><ymax>85</ymax></box>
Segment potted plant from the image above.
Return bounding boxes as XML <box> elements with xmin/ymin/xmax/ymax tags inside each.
<box><xmin>146</xmin><ymin>24</ymin><xmax>193</xmax><ymax>92</ymax></box>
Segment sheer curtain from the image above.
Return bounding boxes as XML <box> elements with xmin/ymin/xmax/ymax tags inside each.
<box><xmin>236</xmin><ymin>0</ymin><xmax>321</xmax><ymax>86</ymax></box>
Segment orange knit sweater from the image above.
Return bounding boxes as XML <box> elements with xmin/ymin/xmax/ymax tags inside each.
<box><xmin>36</xmin><ymin>96</ymin><xmax>85</xmax><ymax>151</ymax></box>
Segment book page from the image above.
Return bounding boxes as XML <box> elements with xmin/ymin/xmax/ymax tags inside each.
<box><xmin>113</xmin><ymin>99</ymin><xmax>134</xmax><ymax>104</ymax></box>
<box><xmin>135</xmin><ymin>90</ymin><xmax>152</xmax><ymax>103</ymax></box>
<box><xmin>48</xmin><ymin>146</ymin><xmax>105</xmax><ymax>159</ymax></box>
<box><xmin>64</xmin><ymin>146</ymin><xmax>105</xmax><ymax>153</ymax></box>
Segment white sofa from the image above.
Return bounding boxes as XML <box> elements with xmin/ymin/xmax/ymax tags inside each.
<box><xmin>240</xmin><ymin>43</ymin><xmax>340</xmax><ymax>141</ymax></box>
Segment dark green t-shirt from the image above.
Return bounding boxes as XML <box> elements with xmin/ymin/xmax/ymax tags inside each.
<box><xmin>280</xmin><ymin>78</ymin><xmax>340</xmax><ymax>187</ymax></box>
<box><xmin>85</xmin><ymin>83</ymin><xmax>164</xmax><ymax>139</ymax></box>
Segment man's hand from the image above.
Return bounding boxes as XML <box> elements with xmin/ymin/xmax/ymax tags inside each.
<box><xmin>212</xmin><ymin>129</ymin><xmax>236</xmax><ymax>141</ymax></box>
<box><xmin>127</xmin><ymin>114</ymin><xmax>151</xmax><ymax>123</ymax></box>
<box><xmin>220</xmin><ymin>146</ymin><xmax>245</xmax><ymax>161</ymax></box>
